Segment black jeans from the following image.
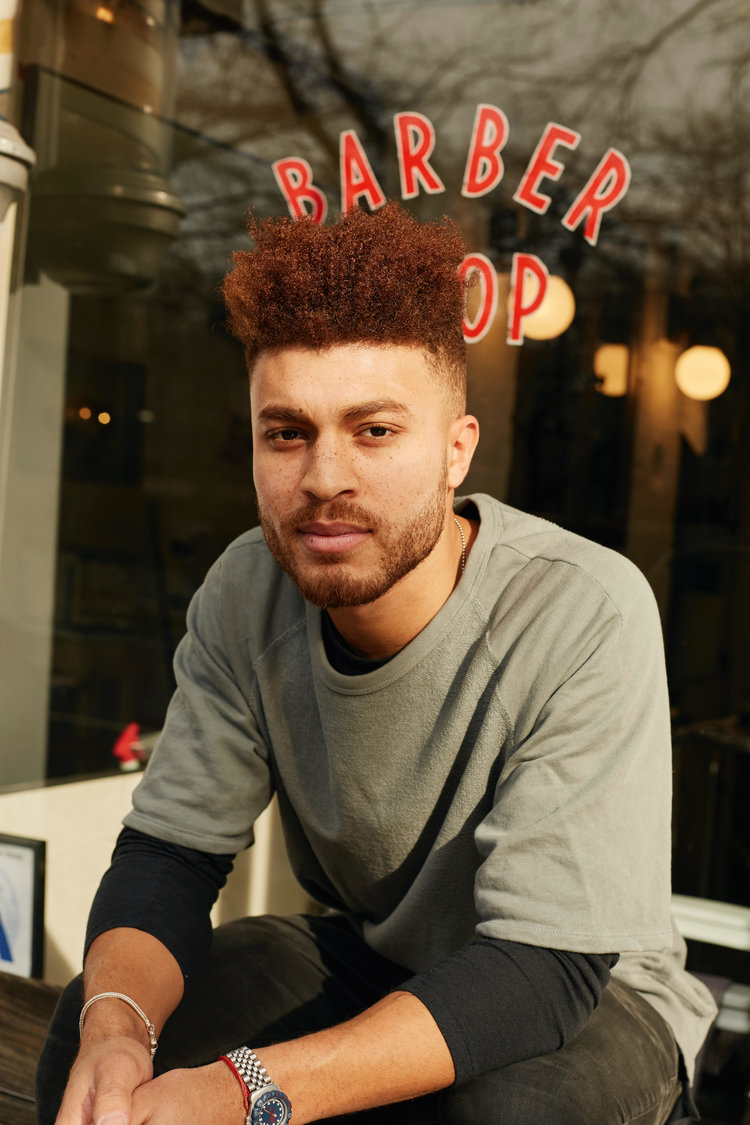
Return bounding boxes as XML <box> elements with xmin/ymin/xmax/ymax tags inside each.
<box><xmin>37</xmin><ymin>913</ymin><xmax>693</xmax><ymax>1125</ymax></box>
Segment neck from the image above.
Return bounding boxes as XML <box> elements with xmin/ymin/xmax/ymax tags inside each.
<box><xmin>327</xmin><ymin>510</ymin><xmax>474</xmax><ymax>660</ymax></box>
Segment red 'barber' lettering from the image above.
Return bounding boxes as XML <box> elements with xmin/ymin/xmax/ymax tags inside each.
<box><xmin>507</xmin><ymin>253</ymin><xmax>549</xmax><ymax>346</ymax></box>
<box><xmin>273</xmin><ymin>111</ymin><xmax>632</xmax><ymax>343</ymax></box>
<box><xmin>394</xmin><ymin>112</ymin><xmax>446</xmax><ymax>200</ymax></box>
<box><xmin>272</xmin><ymin>159</ymin><xmax>328</xmax><ymax>223</ymax></box>
<box><xmin>340</xmin><ymin>130</ymin><xmax>387</xmax><ymax>213</ymax></box>
<box><xmin>460</xmin><ymin>254</ymin><xmax>498</xmax><ymax>343</ymax></box>
<box><xmin>562</xmin><ymin>148</ymin><xmax>631</xmax><ymax>247</ymax></box>
<box><xmin>513</xmin><ymin>123</ymin><xmax>581</xmax><ymax>215</ymax></box>
<box><xmin>462</xmin><ymin>104</ymin><xmax>509</xmax><ymax>198</ymax></box>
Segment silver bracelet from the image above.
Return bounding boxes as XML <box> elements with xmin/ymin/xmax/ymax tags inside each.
<box><xmin>79</xmin><ymin>991</ymin><xmax>158</xmax><ymax>1058</ymax></box>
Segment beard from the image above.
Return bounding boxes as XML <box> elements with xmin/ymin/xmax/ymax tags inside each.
<box><xmin>258</xmin><ymin>467</ymin><xmax>449</xmax><ymax>608</ymax></box>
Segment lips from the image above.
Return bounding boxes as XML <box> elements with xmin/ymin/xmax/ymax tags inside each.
<box><xmin>297</xmin><ymin>521</ymin><xmax>371</xmax><ymax>555</ymax></box>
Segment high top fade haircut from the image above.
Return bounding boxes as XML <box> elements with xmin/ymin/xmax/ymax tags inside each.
<box><xmin>222</xmin><ymin>202</ymin><xmax>468</xmax><ymax>412</ymax></box>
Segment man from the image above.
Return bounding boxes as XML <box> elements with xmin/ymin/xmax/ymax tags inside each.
<box><xmin>38</xmin><ymin>203</ymin><xmax>715</xmax><ymax>1125</ymax></box>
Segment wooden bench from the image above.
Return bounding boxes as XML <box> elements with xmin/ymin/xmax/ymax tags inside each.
<box><xmin>0</xmin><ymin>972</ymin><xmax>61</xmax><ymax>1125</ymax></box>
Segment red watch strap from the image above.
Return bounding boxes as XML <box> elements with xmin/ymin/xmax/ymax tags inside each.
<box><xmin>219</xmin><ymin>1053</ymin><xmax>251</xmax><ymax>1113</ymax></box>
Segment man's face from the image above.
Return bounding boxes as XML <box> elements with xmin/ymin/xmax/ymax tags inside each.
<box><xmin>251</xmin><ymin>344</ymin><xmax>464</xmax><ymax>609</ymax></box>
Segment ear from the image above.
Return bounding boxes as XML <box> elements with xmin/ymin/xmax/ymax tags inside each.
<box><xmin>446</xmin><ymin>414</ymin><xmax>480</xmax><ymax>489</ymax></box>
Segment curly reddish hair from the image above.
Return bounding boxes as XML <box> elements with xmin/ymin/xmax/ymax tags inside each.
<box><xmin>222</xmin><ymin>202</ymin><xmax>467</xmax><ymax>406</ymax></box>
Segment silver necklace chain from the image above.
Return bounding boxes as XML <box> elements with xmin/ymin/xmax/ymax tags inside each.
<box><xmin>453</xmin><ymin>516</ymin><xmax>466</xmax><ymax>576</ymax></box>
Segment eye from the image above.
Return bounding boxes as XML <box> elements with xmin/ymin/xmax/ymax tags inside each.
<box><xmin>268</xmin><ymin>427</ymin><xmax>306</xmax><ymax>444</ymax></box>
<box><xmin>360</xmin><ymin>424</ymin><xmax>393</xmax><ymax>440</ymax></box>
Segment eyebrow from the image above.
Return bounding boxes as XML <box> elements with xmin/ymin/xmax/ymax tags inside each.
<box><xmin>256</xmin><ymin>399</ymin><xmax>415</xmax><ymax>425</ymax></box>
<box><xmin>340</xmin><ymin>399</ymin><xmax>414</xmax><ymax>423</ymax></box>
<box><xmin>256</xmin><ymin>405</ymin><xmax>312</xmax><ymax>425</ymax></box>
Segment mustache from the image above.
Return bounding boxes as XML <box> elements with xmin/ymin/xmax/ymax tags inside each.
<box><xmin>262</xmin><ymin>499</ymin><xmax>381</xmax><ymax>534</ymax></box>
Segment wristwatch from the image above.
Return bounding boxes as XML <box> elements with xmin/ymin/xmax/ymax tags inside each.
<box><xmin>223</xmin><ymin>1046</ymin><xmax>293</xmax><ymax>1125</ymax></box>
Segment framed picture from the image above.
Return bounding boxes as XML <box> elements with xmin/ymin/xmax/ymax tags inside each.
<box><xmin>0</xmin><ymin>833</ymin><xmax>46</xmax><ymax>978</ymax></box>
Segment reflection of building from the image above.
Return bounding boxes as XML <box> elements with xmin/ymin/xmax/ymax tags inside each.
<box><xmin>0</xmin><ymin>0</ymin><xmax>748</xmax><ymax>956</ymax></box>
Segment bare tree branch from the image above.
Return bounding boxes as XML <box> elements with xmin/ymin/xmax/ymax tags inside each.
<box><xmin>252</xmin><ymin>0</ymin><xmax>340</xmax><ymax>162</ymax></box>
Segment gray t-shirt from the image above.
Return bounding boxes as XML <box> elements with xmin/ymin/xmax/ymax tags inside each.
<box><xmin>126</xmin><ymin>493</ymin><xmax>716</xmax><ymax>1074</ymax></box>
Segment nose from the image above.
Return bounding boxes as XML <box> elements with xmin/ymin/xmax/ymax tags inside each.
<box><xmin>300</xmin><ymin>436</ymin><xmax>357</xmax><ymax>501</ymax></box>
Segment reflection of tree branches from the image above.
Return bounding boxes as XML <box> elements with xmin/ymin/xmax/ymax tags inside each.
<box><xmin>629</xmin><ymin>106</ymin><xmax>750</xmax><ymax>292</ymax></box>
<box><xmin>627</xmin><ymin>0</ymin><xmax>724</xmax><ymax>60</ymax></box>
<box><xmin>547</xmin><ymin>0</ymin><xmax>731</xmax><ymax>131</ymax></box>
<box><xmin>253</xmin><ymin>0</ymin><xmax>508</xmax><ymax>168</ymax></box>
<box><xmin>172</xmin><ymin>0</ymin><xmax>750</xmax><ymax>261</ymax></box>
<box><xmin>252</xmin><ymin>0</ymin><xmax>341</xmax><ymax>162</ymax></box>
<box><xmin>360</xmin><ymin>0</ymin><xmax>413</xmax><ymax>77</ymax></box>
<box><xmin>408</xmin><ymin>49</ymin><xmax>546</xmax><ymax>110</ymax></box>
<box><xmin>179</xmin><ymin>0</ymin><xmax>537</xmax><ymax>191</ymax></box>
<box><xmin>705</xmin><ymin>4</ymin><xmax>750</xmax><ymax>104</ymax></box>
<box><xmin>310</xmin><ymin>0</ymin><xmax>387</xmax><ymax>154</ymax></box>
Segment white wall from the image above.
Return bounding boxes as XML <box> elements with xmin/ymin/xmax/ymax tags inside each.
<box><xmin>0</xmin><ymin>772</ymin><xmax>308</xmax><ymax>985</ymax></box>
<box><xmin>0</xmin><ymin>272</ymin><xmax>70</xmax><ymax>787</ymax></box>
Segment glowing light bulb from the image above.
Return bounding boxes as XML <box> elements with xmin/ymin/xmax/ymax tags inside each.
<box><xmin>594</xmin><ymin>344</ymin><xmax>629</xmax><ymax>397</ymax></box>
<box><xmin>79</xmin><ymin>406</ymin><xmax>92</xmax><ymax>420</ymax></box>
<box><xmin>98</xmin><ymin>411</ymin><xmax>111</xmax><ymax>425</ymax></box>
<box><xmin>508</xmin><ymin>275</ymin><xmax>576</xmax><ymax>340</ymax></box>
<box><xmin>96</xmin><ymin>6</ymin><xmax>115</xmax><ymax>22</ymax></box>
<box><xmin>674</xmin><ymin>346</ymin><xmax>731</xmax><ymax>401</ymax></box>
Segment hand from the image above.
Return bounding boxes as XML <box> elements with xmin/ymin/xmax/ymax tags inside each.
<box><xmin>54</xmin><ymin>1036</ymin><xmax>153</xmax><ymax>1125</ymax></box>
<box><xmin>129</xmin><ymin>1062</ymin><xmax>245</xmax><ymax>1125</ymax></box>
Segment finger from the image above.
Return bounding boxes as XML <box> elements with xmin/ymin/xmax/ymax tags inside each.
<box><xmin>90</xmin><ymin>1077</ymin><xmax>134</xmax><ymax>1125</ymax></box>
<box><xmin>55</xmin><ymin>1070</ymin><xmax>95</xmax><ymax>1125</ymax></box>
<box><xmin>54</xmin><ymin>1042</ymin><xmax>151</xmax><ymax>1125</ymax></box>
<box><xmin>82</xmin><ymin>1089</ymin><xmax>95</xmax><ymax>1124</ymax></box>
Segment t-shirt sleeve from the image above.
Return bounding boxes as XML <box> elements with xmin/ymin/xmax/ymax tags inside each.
<box><xmin>124</xmin><ymin>552</ymin><xmax>275</xmax><ymax>854</ymax></box>
<box><xmin>473</xmin><ymin>555</ymin><xmax>674</xmax><ymax>953</ymax></box>
<box><xmin>401</xmin><ymin>938</ymin><xmax>618</xmax><ymax>1084</ymax></box>
<box><xmin>85</xmin><ymin>827</ymin><xmax>234</xmax><ymax>980</ymax></box>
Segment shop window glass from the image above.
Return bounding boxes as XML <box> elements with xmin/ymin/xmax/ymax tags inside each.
<box><xmin>1</xmin><ymin>0</ymin><xmax>748</xmax><ymax>909</ymax></box>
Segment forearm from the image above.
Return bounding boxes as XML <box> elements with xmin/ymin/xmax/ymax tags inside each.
<box><xmin>55</xmin><ymin>930</ymin><xmax>185</xmax><ymax>1125</ymax></box>
<box><xmin>250</xmin><ymin>990</ymin><xmax>454</xmax><ymax>1124</ymax></box>
<box><xmin>213</xmin><ymin>941</ymin><xmax>614</xmax><ymax>1123</ymax></box>
<box><xmin>81</xmin><ymin>927</ymin><xmax>184</xmax><ymax>1050</ymax></box>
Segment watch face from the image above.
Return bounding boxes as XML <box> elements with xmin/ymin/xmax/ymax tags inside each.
<box><xmin>251</xmin><ymin>1087</ymin><xmax>292</xmax><ymax>1125</ymax></box>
